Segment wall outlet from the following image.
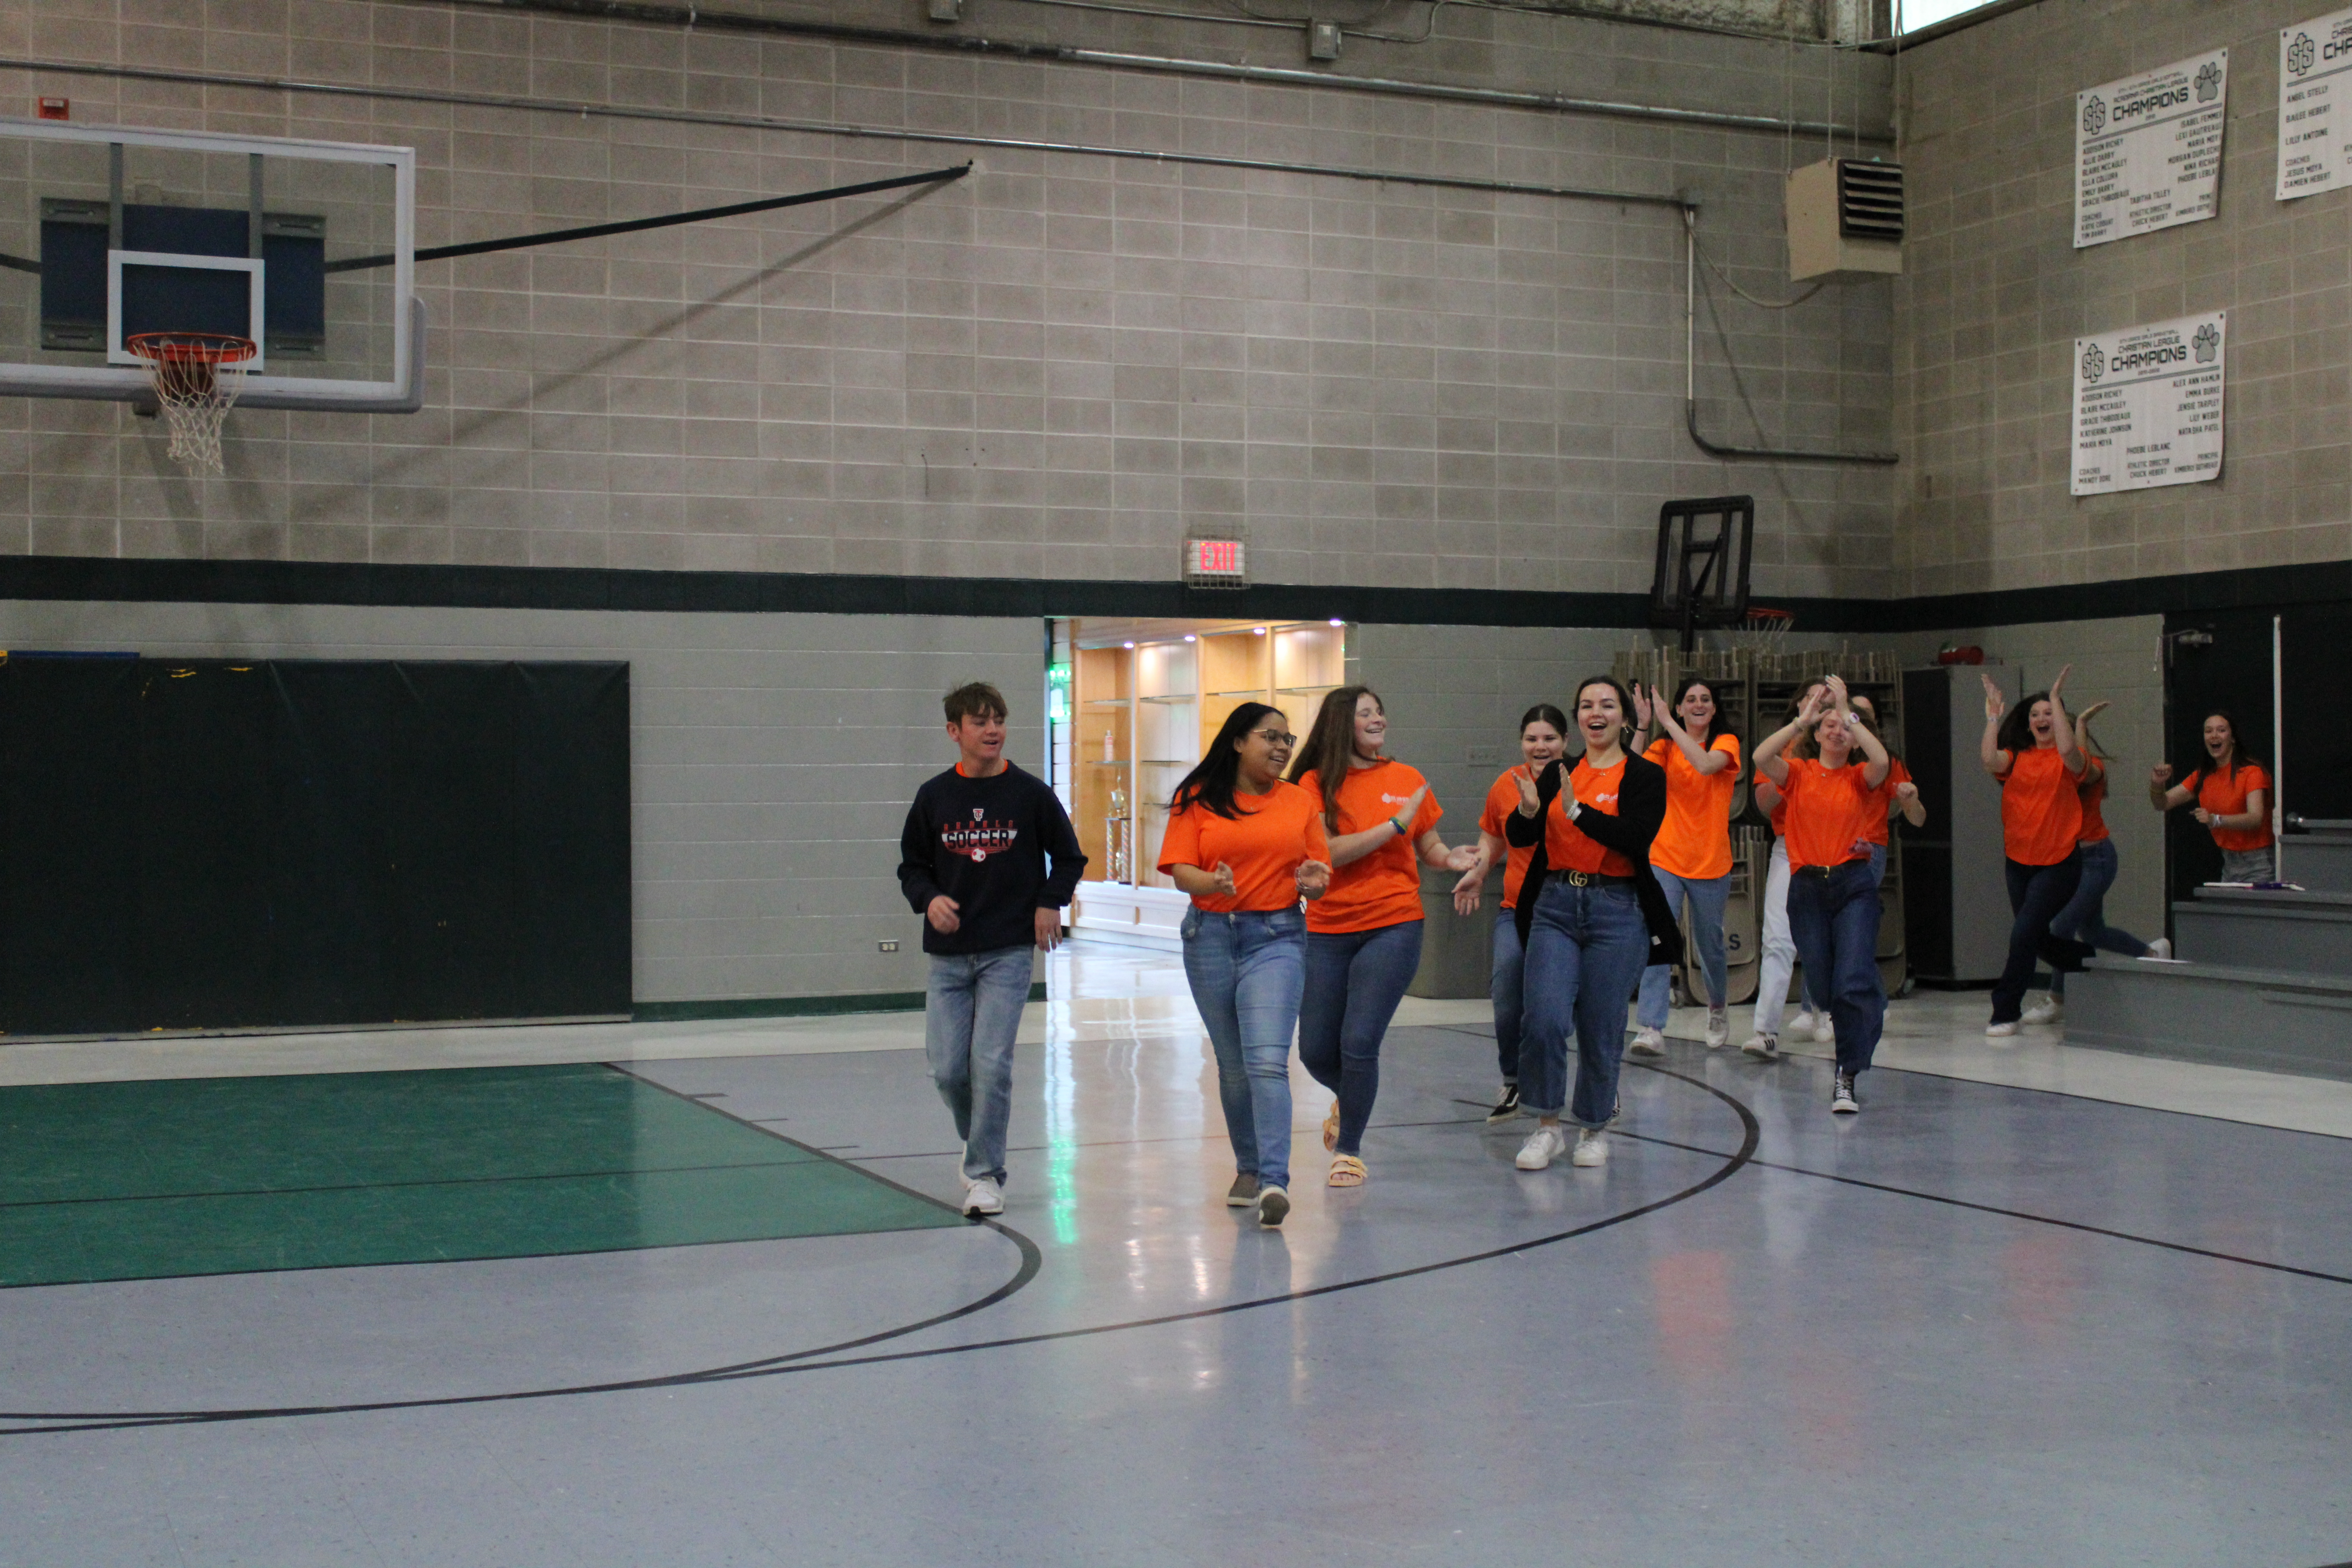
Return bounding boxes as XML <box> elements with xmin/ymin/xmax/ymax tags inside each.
<box><xmin>878</xmin><ymin>940</ymin><xmax>900</xmax><ymax>953</ymax></box>
<box><xmin>928</xmin><ymin>0</ymin><xmax>962</xmax><ymax>20</ymax></box>
<box><xmin>1308</xmin><ymin>20</ymin><xmax>1341</xmax><ymax>60</ymax></box>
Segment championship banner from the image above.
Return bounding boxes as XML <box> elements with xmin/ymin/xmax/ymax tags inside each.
<box><xmin>2070</xmin><ymin>312</ymin><xmax>2226</xmax><ymax>496</ymax></box>
<box><xmin>2279</xmin><ymin>9</ymin><xmax>2352</xmax><ymax>198</ymax></box>
<box><xmin>2074</xmin><ymin>49</ymin><xmax>2227</xmax><ymax>247</ymax></box>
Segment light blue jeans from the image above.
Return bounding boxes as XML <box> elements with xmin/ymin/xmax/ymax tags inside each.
<box><xmin>1635</xmin><ymin>868</ymin><xmax>1730</xmax><ymax>1028</ymax></box>
<box><xmin>1521</xmin><ymin>879</ymin><xmax>1650</xmax><ymax>1128</ymax></box>
<box><xmin>1490</xmin><ymin>910</ymin><xmax>1526</xmax><ymax>1083</ymax></box>
<box><xmin>925</xmin><ymin>944</ymin><xmax>1035</xmax><ymax>1185</ymax></box>
<box><xmin>1181</xmin><ymin>906</ymin><xmax>1307</xmax><ymax>1191</ymax></box>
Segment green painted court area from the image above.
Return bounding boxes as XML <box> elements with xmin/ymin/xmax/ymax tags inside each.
<box><xmin>0</xmin><ymin>1064</ymin><xmax>962</xmax><ymax>1287</ymax></box>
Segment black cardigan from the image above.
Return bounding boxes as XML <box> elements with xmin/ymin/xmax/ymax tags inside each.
<box><xmin>1502</xmin><ymin>752</ymin><xmax>1684</xmax><ymax>967</ymax></box>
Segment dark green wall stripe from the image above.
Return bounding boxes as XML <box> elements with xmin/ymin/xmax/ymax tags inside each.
<box><xmin>1</xmin><ymin>554</ymin><xmax>2345</xmax><ymax>633</ymax></box>
<box><xmin>633</xmin><ymin>981</ymin><xmax>1045</xmax><ymax>1022</ymax></box>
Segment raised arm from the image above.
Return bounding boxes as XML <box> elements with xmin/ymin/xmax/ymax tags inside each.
<box><xmin>1829</xmin><ymin>675</ymin><xmax>1890</xmax><ymax>790</ymax></box>
<box><xmin>1651</xmin><ymin>685</ymin><xmax>1733</xmax><ymax>775</ymax></box>
<box><xmin>2048</xmin><ymin>663</ymin><xmax>2084</xmax><ymax>777</ymax></box>
<box><xmin>1753</xmin><ymin>686</ymin><xmax>1826</xmax><ymax>788</ymax></box>
<box><xmin>1980</xmin><ymin>672</ymin><xmax>2012</xmax><ymax>777</ymax></box>
<box><xmin>2149</xmin><ymin>763</ymin><xmax>2195</xmax><ymax>811</ymax></box>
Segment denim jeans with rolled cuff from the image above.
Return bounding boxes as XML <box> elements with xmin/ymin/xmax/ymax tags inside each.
<box><xmin>1519</xmin><ymin>877</ymin><xmax>1650</xmax><ymax>1129</ymax></box>
<box><xmin>1635</xmin><ymin>867</ymin><xmax>1730</xmax><ymax>1029</ymax></box>
<box><xmin>925</xmin><ymin>943</ymin><xmax>1036</xmax><ymax>1185</ymax></box>
<box><xmin>1490</xmin><ymin>909</ymin><xmax>1526</xmax><ymax>1083</ymax></box>
<box><xmin>1298</xmin><ymin>919</ymin><xmax>1423</xmax><ymax>1157</ymax></box>
<box><xmin>2048</xmin><ymin>837</ymin><xmax>2149</xmax><ymax>997</ymax></box>
<box><xmin>1181</xmin><ymin>905</ymin><xmax>1307</xmax><ymax>1191</ymax></box>
<box><xmin>1785</xmin><ymin>860</ymin><xmax>1886</xmax><ymax>1073</ymax></box>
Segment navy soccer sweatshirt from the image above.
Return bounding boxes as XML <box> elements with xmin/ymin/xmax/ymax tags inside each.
<box><xmin>897</xmin><ymin>762</ymin><xmax>1087</xmax><ymax>955</ymax></box>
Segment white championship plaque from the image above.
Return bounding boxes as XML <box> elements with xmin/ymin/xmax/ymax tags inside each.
<box><xmin>2075</xmin><ymin>49</ymin><xmax>2228</xmax><ymax>247</ymax></box>
<box><xmin>2279</xmin><ymin>9</ymin><xmax>2352</xmax><ymax>198</ymax></box>
<box><xmin>2071</xmin><ymin>312</ymin><xmax>2226</xmax><ymax>496</ymax></box>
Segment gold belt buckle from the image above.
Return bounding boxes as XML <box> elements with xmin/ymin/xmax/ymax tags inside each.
<box><xmin>1563</xmin><ymin>869</ymin><xmax>1593</xmax><ymax>887</ymax></box>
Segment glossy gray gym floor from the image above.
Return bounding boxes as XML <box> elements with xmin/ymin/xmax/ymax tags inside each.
<box><xmin>2</xmin><ymin>944</ymin><xmax>2347</xmax><ymax>1568</ymax></box>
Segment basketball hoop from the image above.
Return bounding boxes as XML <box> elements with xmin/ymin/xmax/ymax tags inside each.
<box><xmin>1721</xmin><ymin>606</ymin><xmax>1795</xmax><ymax>661</ymax></box>
<box><xmin>126</xmin><ymin>332</ymin><xmax>255</xmax><ymax>477</ymax></box>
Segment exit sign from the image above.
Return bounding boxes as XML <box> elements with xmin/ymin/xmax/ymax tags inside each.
<box><xmin>1183</xmin><ymin>537</ymin><xmax>1247</xmax><ymax>586</ymax></box>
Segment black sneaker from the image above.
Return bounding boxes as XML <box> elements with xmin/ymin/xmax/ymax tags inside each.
<box><xmin>1831</xmin><ymin>1070</ymin><xmax>1859</xmax><ymax>1114</ymax></box>
<box><xmin>1485</xmin><ymin>1082</ymin><xmax>1522</xmax><ymax>1123</ymax></box>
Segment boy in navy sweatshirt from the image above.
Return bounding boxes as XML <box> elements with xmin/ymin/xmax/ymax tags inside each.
<box><xmin>897</xmin><ymin>681</ymin><xmax>1085</xmax><ymax>1216</ymax></box>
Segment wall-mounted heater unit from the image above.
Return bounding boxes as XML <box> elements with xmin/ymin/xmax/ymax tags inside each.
<box><xmin>1787</xmin><ymin>158</ymin><xmax>1904</xmax><ymax>282</ymax></box>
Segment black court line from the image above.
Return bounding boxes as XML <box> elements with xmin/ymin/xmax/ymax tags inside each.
<box><xmin>0</xmin><ymin>1064</ymin><xmax>1756</xmax><ymax>1436</ymax></box>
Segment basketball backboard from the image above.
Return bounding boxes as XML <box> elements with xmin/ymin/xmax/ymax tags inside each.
<box><xmin>1648</xmin><ymin>495</ymin><xmax>1754</xmax><ymax>648</ymax></box>
<box><xmin>0</xmin><ymin>117</ymin><xmax>418</xmax><ymax>410</ymax></box>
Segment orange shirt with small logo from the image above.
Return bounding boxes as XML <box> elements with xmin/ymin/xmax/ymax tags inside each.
<box><xmin>1861</xmin><ymin>755</ymin><xmax>1911</xmax><ymax>848</ymax></box>
<box><xmin>1643</xmin><ymin>732</ymin><xmax>1740</xmax><ymax>880</ymax></box>
<box><xmin>1299</xmin><ymin>759</ymin><xmax>1441</xmax><ymax>934</ymax></box>
<box><xmin>1779</xmin><ymin>757</ymin><xmax>1881</xmax><ymax>871</ymax></box>
<box><xmin>2198</xmin><ymin>762</ymin><xmax>2274</xmax><ymax>852</ymax></box>
<box><xmin>1543</xmin><ymin>757</ymin><xmax>1639</xmax><ymax>878</ymax></box>
<box><xmin>1998</xmin><ymin>747</ymin><xmax>2083</xmax><ymax>866</ymax></box>
<box><xmin>1479</xmin><ymin>769</ymin><xmax>1538</xmax><ymax>910</ymax></box>
<box><xmin>2076</xmin><ymin>761</ymin><xmax>2111</xmax><ymax>845</ymax></box>
<box><xmin>1158</xmin><ymin>780</ymin><xmax>1331</xmax><ymax>914</ymax></box>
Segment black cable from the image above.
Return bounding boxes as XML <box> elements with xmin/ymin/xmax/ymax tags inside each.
<box><xmin>323</xmin><ymin>163</ymin><xmax>970</xmax><ymax>273</ymax></box>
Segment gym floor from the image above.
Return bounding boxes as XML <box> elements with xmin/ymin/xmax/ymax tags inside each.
<box><xmin>2</xmin><ymin>944</ymin><xmax>2347</xmax><ymax>1567</ymax></box>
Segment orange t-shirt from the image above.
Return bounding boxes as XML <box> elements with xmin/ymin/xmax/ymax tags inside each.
<box><xmin>1643</xmin><ymin>733</ymin><xmax>1740</xmax><ymax>880</ymax></box>
<box><xmin>1158</xmin><ymin>780</ymin><xmax>1332</xmax><ymax>914</ymax></box>
<box><xmin>1998</xmin><ymin>747</ymin><xmax>2084</xmax><ymax>866</ymax></box>
<box><xmin>1543</xmin><ymin>757</ymin><xmax>1639</xmax><ymax>878</ymax></box>
<box><xmin>2198</xmin><ymin>762</ymin><xmax>2274</xmax><ymax>852</ymax></box>
<box><xmin>1779</xmin><ymin>757</ymin><xmax>1880</xmax><ymax>871</ymax></box>
<box><xmin>1479</xmin><ymin>770</ymin><xmax>1538</xmax><ymax>910</ymax></box>
<box><xmin>1299</xmin><ymin>759</ymin><xmax>1441</xmax><ymax>934</ymax></box>
<box><xmin>2076</xmin><ymin>762</ymin><xmax>2111</xmax><ymax>845</ymax></box>
<box><xmin>1861</xmin><ymin>755</ymin><xmax>1911</xmax><ymax>848</ymax></box>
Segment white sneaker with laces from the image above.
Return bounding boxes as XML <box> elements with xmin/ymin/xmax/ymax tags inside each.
<box><xmin>1740</xmin><ymin>1031</ymin><xmax>1781</xmax><ymax>1061</ymax></box>
<box><xmin>962</xmin><ymin>1176</ymin><xmax>1004</xmax><ymax>1217</ymax></box>
<box><xmin>2144</xmin><ymin>937</ymin><xmax>2173</xmax><ymax>960</ymax></box>
<box><xmin>1985</xmin><ymin>1020</ymin><xmax>2019</xmax><ymax>1038</ymax></box>
<box><xmin>1817</xmin><ymin>1013</ymin><xmax>1835</xmax><ymax>1047</ymax></box>
<box><xmin>1626</xmin><ymin>1027</ymin><xmax>1666</xmax><ymax>1060</ymax></box>
<box><xmin>1515</xmin><ymin>1125</ymin><xmax>1568</xmax><ymax>1171</ymax></box>
<box><xmin>2022</xmin><ymin>993</ymin><xmax>2062</xmax><ymax>1025</ymax></box>
<box><xmin>1786</xmin><ymin>1009</ymin><xmax>1817</xmax><ymax>1042</ymax></box>
<box><xmin>1570</xmin><ymin>1127</ymin><xmax>1608</xmax><ymax>1167</ymax></box>
<box><xmin>1705</xmin><ymin>1009</ymin><xmax>1730</xmax><ymax>1049</ymax></box>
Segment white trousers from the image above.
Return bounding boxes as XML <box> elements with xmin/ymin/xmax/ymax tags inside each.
<box><xmin>1752</xmin><ymin>838</ymin><xmax>1798</xmax><ymax>1036</ymax></box>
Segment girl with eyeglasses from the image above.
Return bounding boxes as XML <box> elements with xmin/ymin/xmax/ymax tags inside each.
<box><xmin>1159</xmin><ymin>703</ymin><xmax>1332</xmax><ymax>1229</ymax></box>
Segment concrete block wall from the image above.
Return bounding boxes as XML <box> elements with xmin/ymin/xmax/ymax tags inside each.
<box><xmin>0</xmin><ymin>598</ymin><xmax>1042</xmax><ymax>1005</ymax></box>
<box><xmin>0</xmin><ymin>0</ymin><xmax>1895</xmax><ymax>599</ymax></box>
<box><xmin>1893</xmin><ymin>0</ymin><xmax>2352</xmax><ymax>596</ymax></box>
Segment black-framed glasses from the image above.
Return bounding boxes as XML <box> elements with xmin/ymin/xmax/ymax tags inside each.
<box><xmin>1251</xmin><ymin>728</ymin><xmax>1298</xmax><ymax>746</ymax></box>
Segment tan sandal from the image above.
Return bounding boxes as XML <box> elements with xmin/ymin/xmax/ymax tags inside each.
<box><xmin>1327</xmin><ymin>1154</ymin><xmax>1365</xmax><ymax>1187</ymax></box>
<box><xmin>1322</xmin><ymin>1100</ymin><xmax>1341</xmax><ymax>1152</ymax></box>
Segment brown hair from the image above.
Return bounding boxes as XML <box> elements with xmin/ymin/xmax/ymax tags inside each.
<box><xmin>943</xmin><ymin>681</ymin><xmax>1007</xmax><ymax>725</ymax></box>
<box><xmin>1287</xmin><ymin>684</ymin><xmax>1383</xmax><ymax>833</ymax></box>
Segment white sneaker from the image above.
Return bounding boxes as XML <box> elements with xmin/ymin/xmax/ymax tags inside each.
<box><xmin>1515</xmin><ymin>1125</ymin><xmax>1568</xmax><ymax>1171</ymax></box>
<box><xmin>1627</xmin><ymin>1027</ymin><xmax>1667</xmax><ymax>1060</ymax></box>
<box><xmin>1816</xmin><ymin>1013</ymin><xmax>1835</xmax><ymax>1047</ymax></box>
<box><xmin>1740</xmin><ymin>1031</ymin><xmax>1781</xmax><ymax>1061</ymax></box>
<box><xmin>2144</xmin><ymin>937</ymin><xmax>2173</xmax><ymax>960</ymax></box>
<box><xmin>1786</xmin><ymin>1009</ymin><xmax>1818</xmax><ymax>1042</ymax></box>
<box><xmin>1985</xmin><ymin>1020</ymin><xmax>2019</xmax><ymax>1038</ymax></box>
<box><xmin>961</xmin><ymin>1176</ymin><xmax>1004</xmax><ymax>1217</ymax></box>
<box><xmin>1705</xmin><ymin>1009</ymin><xmax>1730</xmax><ymax>1049</ymax></box>
<box><xmin>1570</xmin><ymin>1127</ymin><xmax>1608</xmax><ymax>1167</ymax></box>
<box><xmin>2022</xmin><ymin>993</ymin><xmax>2062</xmax><ymax>1025</ymax></box>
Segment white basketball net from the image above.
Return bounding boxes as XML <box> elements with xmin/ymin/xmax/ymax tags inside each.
<box><xmin>1721</xmin><ymin>607</ymin><xmax>1795</xmax><ymax>656</ymax></box>
<box><xmin>128</xmin><ymin>334</ymin><xmax>254</xmax><ymax>477</ymax></box>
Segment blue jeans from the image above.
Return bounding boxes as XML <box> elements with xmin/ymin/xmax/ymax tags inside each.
<box><xmin>1299</xmin><ymin>920</ymin><xmax>1423</xmax><ymax>1157</ymax></box>
<box><xmin>1491</xmin><ymin>910</ymin><xmax>1526</xmax><ymax>1082</ymax></box>
<box><xmin>1520</xmin><ymin>879</ymin><xmax>1649</xmax><ymax>1128</ymax></box>
<box><xmin>1636</xmin><ymin>868</ymin><xmax>1730</xmax><ymax>1027</ymax></box>
<box><xmin>1785</xmin><ymin>860</ymin><xmax>1884</xmax><ymax>1073</ymax></box>
<box><xmin>925</xmin><ymin>944</ymin><xmax>1036</xmax><ymax>1184</ymax></box>
<box><xmin>2048</xmin><ymin>838</ymin><xmax>2147</xmax><ymax>998</ymax></box>
<box><xmin>1181</xmin><ymin>906</ymin><xmax>1307</xmax><ymax>1190</ymax></box>
<box><xmin>1994</xmin><ymin>854</ymin><xmax>2093</xmax><ymax>1023</ymax></box>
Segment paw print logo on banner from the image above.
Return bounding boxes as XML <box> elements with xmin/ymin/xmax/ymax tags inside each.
<box><xmin>2288</xmin><ymin>32</ymin><xmax>2317</xmax><ymax>76</ymax></box>
<box><xmin>2080</xmin><ymin>343</ymin><xmax>2106</xmax><ymax>383</ymax></box>
<box><xmin>2195</xmin><ymin>61</ymin><xmax>2223</xmax><ymax>101</ymax></box>
<box><xmin>2082</xmin><ymin>94</ymin><xmax>2107</xmax><ymax>134</ymax></box>
<box><xmin>2192</xmin><ymin>323</ymin><xmax>2220</xmax><ymax>363</ymax></box>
